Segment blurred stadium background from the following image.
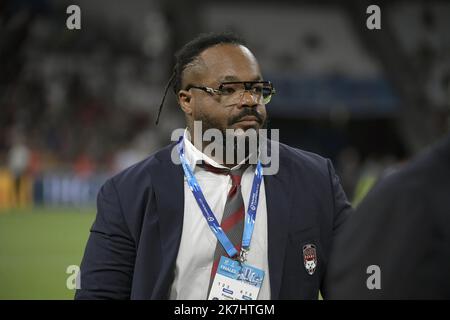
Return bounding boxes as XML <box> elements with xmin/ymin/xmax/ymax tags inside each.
<box><xmin>0</xmin><ymin>0</ymin><xmax>449</xmax><ymax>299</ymax></box>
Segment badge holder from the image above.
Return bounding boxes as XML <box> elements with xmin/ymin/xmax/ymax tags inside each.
<box><xmin>208</xmin><ymin>256</ymin><xmax>265</xmax><ymax>300</ymax></box>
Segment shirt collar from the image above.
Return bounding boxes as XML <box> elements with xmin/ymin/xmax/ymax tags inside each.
<box><xmin>183</xmin><ymin>129</ymin><xmax>251</xmax><ymax>172</ymax></box>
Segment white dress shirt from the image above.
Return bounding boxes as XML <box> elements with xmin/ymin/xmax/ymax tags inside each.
<box><xmin>169</xmin><ymin>132</ymin><xmax>271</xmax><ymax>300</ymax></box>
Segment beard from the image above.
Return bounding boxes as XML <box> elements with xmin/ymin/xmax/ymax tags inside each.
<box><xmin>194</xmin><ymin>108</ymin><xmax>269</xmax><ymax>165</ymax></box>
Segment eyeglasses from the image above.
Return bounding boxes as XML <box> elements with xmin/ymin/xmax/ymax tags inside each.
<box><xmin>155</xmin><ymin>77</ymin><xmax>275</xmax><ymax>125</ymax></box>
<box><xmin>185</xmin><ymin>81</ymin><xmax>276</xmax><ymax>105</ymax></box>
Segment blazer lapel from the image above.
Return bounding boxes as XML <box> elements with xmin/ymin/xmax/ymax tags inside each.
<box><xmin>148</xmin><ymin>143</ymin><xmax>185</xmax><ymax>298</ymax></box>
<box><xmin>263</xmin><ymin>143</ymin><xmax>292</xmax><ymax>300</ymax></box>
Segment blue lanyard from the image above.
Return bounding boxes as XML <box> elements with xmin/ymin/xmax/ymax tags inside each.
<box><xmin>177</xmin><ymin>137</ymin><xmax>263</xmax><ymax>261</ymax></box>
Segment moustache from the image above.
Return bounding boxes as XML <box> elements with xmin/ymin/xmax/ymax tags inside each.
<box><xmin>228</xmin><ymin>109</ymin><xmax>263</xmax><ymax>126</ymax></box>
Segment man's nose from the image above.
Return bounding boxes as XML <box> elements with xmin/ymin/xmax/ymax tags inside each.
<box><xmin>237</xmin><ymin>90</ymin><xmax>258</xmax><ymax>108</ymax></box>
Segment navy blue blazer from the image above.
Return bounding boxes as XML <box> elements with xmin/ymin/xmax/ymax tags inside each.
<box><xmin>75</xmin><ymin>141</ymin><xmax>351</xmax><ymax>300</ymax></box>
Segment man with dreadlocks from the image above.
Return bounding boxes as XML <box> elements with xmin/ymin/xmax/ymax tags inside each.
<box><xmin>75</xmin><ymin>32</ymin><xmax>352</xmax><ymax>300</ymax></box>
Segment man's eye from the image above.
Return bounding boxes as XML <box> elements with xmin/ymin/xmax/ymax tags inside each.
<box><xmin>252</xmin><ymin>86</ymin><xmax>263</xmax><ymax>94</ymax></box>
<box><xmin>221</xmin><ymin>86</ymin><xmax>236</xmax><ymax>95</ymax></box>
<box><xmin>261</xmin><ymin>87</ymin><xmax>272</xmax><ymax>96</ymax></box>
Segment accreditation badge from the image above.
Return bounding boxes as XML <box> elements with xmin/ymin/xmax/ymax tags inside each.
<box><xmin>208</xmin><ymin>256</ymin><xmax>265</xmax><ymax>300</ymax></box>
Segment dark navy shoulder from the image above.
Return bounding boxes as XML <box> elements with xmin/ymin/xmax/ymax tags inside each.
<box><xmin>277</xmin><ymin>142</ymin><xmax>331</xmax><ymax>178</ymax></box>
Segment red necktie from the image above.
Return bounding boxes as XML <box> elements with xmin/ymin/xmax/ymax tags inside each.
<box><xmin>199</xmin><ymin>162</ymin><xmax>246</xmax><ymax>297</ymax></box>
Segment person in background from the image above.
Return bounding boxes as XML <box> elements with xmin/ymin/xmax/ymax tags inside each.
<box><xmin>324</xmin><ymin>94</ymin><xmax>450</xmax><ymax>299</ymax></box>
<box><xmin>7</xmin><ymin>131</ymin><xmax>30</xmax><ymax>207</ymax></box>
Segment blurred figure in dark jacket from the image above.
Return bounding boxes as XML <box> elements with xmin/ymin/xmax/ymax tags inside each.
<box><xmin>324</xmin><ymin>132</ymin><xmax>450</xmax><ymax>299</ymax></box>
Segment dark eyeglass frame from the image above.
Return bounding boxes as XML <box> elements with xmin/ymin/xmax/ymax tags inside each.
<box><xmin>185</xmin><ymin>81</ymin><xmax>276</xmax><ymax>98</ymax></box>
<box><xmin>155</xmin><ymin>78</ymin><xmax>275</xmax><ymax>125</ymax></box>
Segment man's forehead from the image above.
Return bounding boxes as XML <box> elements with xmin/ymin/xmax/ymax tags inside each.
<box><xmin>218</xmin><ymin>74</ymin><xmax>263</xmax><ymax>82</ymax></box>
<box><xmin>198</xmin><ymin>44</ymin><xmax>262</xmax><ymax>82</ymax></box>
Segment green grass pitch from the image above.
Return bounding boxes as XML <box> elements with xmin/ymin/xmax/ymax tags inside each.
<box><xmin>0</xmin><ymin>207</ymin><xmax>95</xmax><ymax>299</ymax></box>
<box><xmin>0</xmin><ymin>207</ymin><xmax>325</xmax><ymax>300</ymax></box>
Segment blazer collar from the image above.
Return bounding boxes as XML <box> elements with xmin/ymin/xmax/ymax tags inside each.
<box><xmin>148</xmin><ymin>142</ymin><xmax>185</xmax><ymax>298</ymax></box>
<box><xmin>263</xmin><ymin>140</ymin><xmax>292</xmax><ymax>299</ymax></box>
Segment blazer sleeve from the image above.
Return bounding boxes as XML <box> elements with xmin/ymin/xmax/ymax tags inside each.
<box><xmin>327</xmin><ymin>159</ymin><xmax>352</xmax><ymax>236</ymax></box>
<box><xmin>320</xmin><ymin>159</ymin><xmax>353</xmax><ymax>298</ymax></box>
<box><xmin>74</xmin><ymin>178</ymin><xmax>136</xmax><ymax>299</ymax></box>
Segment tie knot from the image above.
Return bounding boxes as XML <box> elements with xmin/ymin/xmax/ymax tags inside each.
<box><xmin>229</xmin><ymin>171</ymin><xmax>242</xmax><ymax>187</ymax></box>
<box><xmin>199</xmin><ymin>162</ymin><xmax>229</xmax><ymax>175</ymax></box>
<box><xmin>199</xmin><ymin>162</ymin><xmax>246</xmax><ymax>186</ymax></box>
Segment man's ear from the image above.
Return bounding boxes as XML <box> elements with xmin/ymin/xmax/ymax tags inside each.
<box><xmin>178</xmin><ymin>90</ymin><xmax>193</xmax><ymax>115</ymax></box>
